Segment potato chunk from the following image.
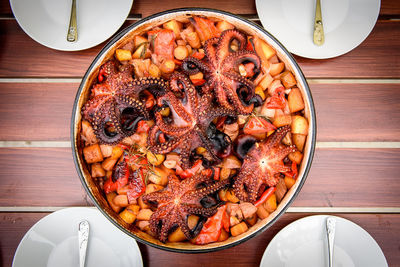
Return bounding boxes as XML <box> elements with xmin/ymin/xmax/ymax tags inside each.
<box><xmin>288</xmin><ymin>88</ymin><xmax>305</xmax><ymax>113</ymax></box>
<box><xmin>291</xmin><ymin>115</ymin><xmax>309</xmax><ymax>135</ymax></box>
<box><xmin>83</xmin><ymin>144</ymin><xmax>103</xmax><ymax>164</ymax></box>
<box><xmin>115</xmin><ymin>49</ymin><xmax>132</xmax><ymax>62</ymax></box>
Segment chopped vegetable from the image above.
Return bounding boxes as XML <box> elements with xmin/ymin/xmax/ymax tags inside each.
<box><xmin>176</xmin><ymin>159</ymin><xmax>203</xmax><ymax>178</ymax></box>
<box><xmin>103</xmin><ymin>161</ymin><xmax>130</xmax><ymax>194</ymax></box>
<box><xmin>254</xmin><ymin>187</ymin><xmax>276</xmax><ymax>207</ymax></box>
<box><xmin>115</xmin><ymin>49</ymin><xmax>132</xmax><ymax>62</ymax></box>
<box><xmin>83</xmin><ymin>144</ymin><xmax>103</xmax><ymax>164</ymax></box>
<box><xmin>119</xmin><ymin>205</ymin><xmax>140</xmax><ymax>224</ymax></box>
<box><xmin>288</xmin><ymin>88</ymin><xmax>305</xmax><ymax>113</ymax></box>
<box><xmin>269</xmin><ymin>62</ymin><xmax>285</xmax><ymax>76</ymax></box>
<box><xmin>289</xmin><ymin>150</ymin><xmax>303</xmax><ymax>164</ymax></box>
<box><xmin>230</xmin><ymin>221</ymin><xmax>248</xmax><ymax>237</ymax></box>
<box><xmin>113</xmin><ymin>194</ymin><xmax>129</xmax><ymax>207</ymax></box>
<box><xmin>137</xmin><ymin>208</ymin><xmax>153</xmax><ymax>221</ymax></box>
<box><xmin>254</xmin><ymin>37</ymin><xmax>276</xmax><ymax>66</ymax></box>
<box><xmin>106</xmin><ymin>192</ymin><xmax>122</xmax><ymax>213</ymax></box>
<box><xmin>243</xmin><ymin>116</ymin><xmax>276</xmax><ymax>136</ymax></box>
<box><xmin>292</xmin><ymin>133</ymin><xmax>306</xmax><ymax>152</ymax></box>
<box><xmin>148</xmin><ymin>29</ymin><xmax>175</xmax><ymax>60</ymax></box>
<box><xmin>189</xmin><ymin>16</ymin><xmax>220</xmax><ymax>42</ymax></box>
<box><xmin>216</xmin><ymin>20</ymin><xmax>234</xmax><ymax>32</ymax></box>
<box><xmin>284</xmin><ymin>176</ymin><xmax>296</xmax><ymax>189</ymax></box>
<box><xmin>281</xmin><ymin>71</ymin><xmax>297</xmax><ymax>88</ymax></box>
<box><xmin>263</xmin><ymin>193</ymin><xmax>277</xmax><ymax>213</ymax></box>
<box><xmin>163</xmin><ymin>19</ymin><xmax>182</xmax><ymax>38</ymax></box>
<box><xmin>146</xmin><ymin>151</ymin><xmax>165</xmax><ymax>166</ymax></box>
<box><xmin>192</xmin><ymin>205</ymin><xmax>229</xmax><ymax>245</ymax></box>
<box><xmin>174</xmin><ymin>45</ymin><xmax>189</xmax><ymax>60</ymax></box>
<box><xmin>291</xmin><ymin>115</ymin><xmax>309</xmax><ymax>135</ymax></box>
<box><xmin>91</xmin><ymin>163</ymin><xmax>105</xmax><ymax>178</ymax></box>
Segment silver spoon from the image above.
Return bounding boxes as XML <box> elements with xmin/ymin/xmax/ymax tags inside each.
<box><xmin>67</xmin><ymin>0</ymin><xmax>78</xmax><ymax>42</ymax></box>
<box><xmin>326</xmin><ymin>217</ymin><xmax>336</xmax><ymax>267</ymax></box>
<box><xmin>78</xmin><ymin>220</ymin><xmax>89</xmax><ymax>267</ymax></box>
<box><xmin>313</xmin><ymin>0</ymin><xmax>324</xmax><ymax>45</ymax></box>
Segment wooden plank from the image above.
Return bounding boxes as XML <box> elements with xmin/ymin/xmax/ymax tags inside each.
<box><xmin>1</xmin><ymin>0</ymin><xmax>400</xmax><ymax>17</ymax></box>
<box><xmin>0</xmin><ymin>20</ymin><xmax>399</xmax><ymax>78</ymax></box>
<box><xmin>1</xmin><ymin>83</ymin><xmax>399</xmax><ymax>141</ymax></box>
<box><xmin>0</xmin><ymin>147</ymin><xmax>399</xmax><ymax>207</ymax></box>
<box><xmin>1</xmin><ymin>212</ymin><xmax>398</xmax><ymax>266</ymax></box>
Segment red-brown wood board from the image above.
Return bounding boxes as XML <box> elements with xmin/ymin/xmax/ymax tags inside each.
<box><xmin>0</xmin><ymin>0</ymin><xmax>399</xmax><ymax>266</ymax></box>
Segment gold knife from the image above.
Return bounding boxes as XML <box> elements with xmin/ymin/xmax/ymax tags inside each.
<box><xmin>313</xmin><ymin>0</ymin><xmax>324</xmax><ymax>46</ymax></box>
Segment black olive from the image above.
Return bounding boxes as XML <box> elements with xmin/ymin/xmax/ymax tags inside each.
<box><xmin>235</xmin><ymin>134</ymin><xmax>257</xmax><ymax>160</ymax></box>
<box><xmin>249</xmin><ymin>95</ymin><xmax>263</xmax><ymax>107</ymax></box>
<box><xmin>120</xmin><ymin>107</ymin><xmax>144</xmax><ymax>134</ymax></box>
<box><xmin>200</xmin><ymin>195</ymin><xmax>218</xmax><ymax>208</ymax></box>
<box><xmin>225</xmin><ymin>115</ymin><xmax>238</xmax><ymax>125</ymax></box>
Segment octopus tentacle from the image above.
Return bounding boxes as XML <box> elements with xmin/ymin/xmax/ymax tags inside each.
<box><xmin>126</xmin><ymin>77</ymin><xmax>169</xmax><ymax>98</ymax></box>
<box><xmin>183</xmin><ymin>204</ymin><xmax>217</xmax><ymax>217</ymax></box>
<box><xmin>204</xmin><ymin>37</ymin><xmax>219</xmax><ymax>65</ymax></box>
<box><xmin>221</xmin><ymin>50</ymin><xmax>261</xmax><ymax>73</ymax></box>
<box><xmin>216</xmin><ymin>29</ymin><xmax>247</xmax><ymax>64</ymax></box>
<box><xmin>182</xmin><ymin>57</ymin><xmax>211</xmax><ymax>75</ymax></box>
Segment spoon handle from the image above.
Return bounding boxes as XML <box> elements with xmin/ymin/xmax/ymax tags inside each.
<box><xmin>78</xmin><ymin>220</ymin><xmax>89</xmax><ymax>267</ymax></box>
<box><xmin>326</xmin><ymin>217</ymin><xmax>336</xmax><ymax>267</ymax></box>
<box><xmin>313</xmin><ymin>0</ymin><xmax>324</xmax><ymax>45</ymax></box>
<box><xmin>67</xmin><ymin>0</ymin><xmax>77</xmax><ymax>42</ymax></box>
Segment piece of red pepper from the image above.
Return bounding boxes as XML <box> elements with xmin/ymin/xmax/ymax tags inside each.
<box><xmin>213</xmin><ymin>167</ymin><xmax>220</xmax><ymax>181</ymax></box>
<box><xmin>284</xmin><ymin>161</ymin><xmax>298</xmax><ymax>179</ymax></box>
<box><xmin>191</xmin><ymin>78</ymin><xmax>206</xmax><ymax>86</ymax></box>
<box><xmin>266</xmin><ymin>86</ymin><xmax>286</xmax><ymax>109</ymax></box>
<box><xmin>254</xmin><ymin>187</ymin><xmax>277</xmax><ymax>207</ymax></box>
<box><xmin>191</xmin><ymin>204</ymin><xmax>229</xmax><ymax>245</ymax></box>
<box><xmin>136</xmin><ymin>120</ymin><xmax>151</xmax><ymax>134</ymax></box>
<box><xmin>126</xmin><ymin>168</ymin><xmax>146</xmax><ymax>201</ymax></box>
<box><xmin>103</xmin><ymin>161</ymin><xmax>130</xmax><ymax>194</ymax></box>
<box><xmin>191</xmin><ymin>51</ymin><xmax>205</xmax><ymax>60</ymax></box>
<box><xmin>98</xmin><ymin>68</ymin><xmax>106</xmax><ymax>83</ymax></box>
<box><xmin>158</xmin><ymin>132</ymin><xmax>166</xmax><ymax>143</ymax></box>
<box><xmin>176</xmin><ymin>159</ymin><xmax>203</xmax><ymax>179</ymax></box>
<box><xmin>215</xmin><ymin>116</ymin><xmax>227</xmax><ymax>129</ymax></box>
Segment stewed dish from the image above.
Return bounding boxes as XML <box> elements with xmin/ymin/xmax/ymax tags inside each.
<box><xmin>72</xmin><ymin>9</ymin><xmax>315</xmax><ymax>252</ymax></box>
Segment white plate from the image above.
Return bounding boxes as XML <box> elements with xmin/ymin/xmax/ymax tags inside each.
<box><xmin>12</xmin><ymin>207</ymin><xmax>143</xmax><ymax>267</ymax></box>
<box><xmin>260</xmin><ymin>215</ymin><xmax>387</xmax><ymax>267</ymax></box>
<box><xmin>255</xmin><ymin>0</ymin><xmax>380</xmax><ymax>59</ymax></box>
<box><xmin>10</xmin><ymin>0</ymin><xmax>133</xmax><ymax>51</ymax></box>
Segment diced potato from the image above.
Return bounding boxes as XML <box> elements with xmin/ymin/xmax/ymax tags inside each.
<box><xmin>216</xmin><ymin>20</ymin><xmax>234</xmax><ymax>32</ymax></box>
<box><xmin>293</xmin><ymin>133</ymin><xmax>307</xmax><ymax>152</ymax></box>
<box><xmin>273</xmin><ymin>114</ymin><xmax>292</xmax><ymax>127</ymax></box>
<box><xmin>132</xmin><ymin>43</ymin><xmax>150</xmax><ymax>59</ymax></box>
<box><xmin>256</xmin><ymin>205</ymin><xmax>269</xmax><ymax>219</ymax></box>
<box><xmin>145</xmin><ymin>183</ymin><xmax>164</xmax><ymax>194</ymax></box>
<box><xmin>111</xmin><ymin>146</ymin><xmax>124</xmax><ymax>159</ymax></box>
<box><xmin>218</xmin><ymin>228</ymin><xmax>230</xmax><ymax>242</ymax></box>
<box><xmin>185</xmin><ymin>31</ymin><xmax>201</xmax><ymax>49</ymax></box>
<box><xmin>169</xmin><ymin>227</ymin><xmax>187</xmax><ymax>242</ymax></box>
<box><xmin>99</xmin><ymin>144</ymin><xmax>113</xmax><ymax>158</ymax></box>
<box><xmin>220</xmin><ymin>168</ymin><xmax>231</xmax><ymax>180</ymax></box>
<box><xmin>119</xmin><ymin>205</ymin><xmax>140</xmax><ymax>224</ymax></box>
<box><xmin>225</xmin><ymin>189</ymin><xmax>240</xmax><ymax>203</ymax></box>
<box><xmin>269</xmin><ymin>62</ymin><xmax>285</xmax><ymax>76</ymax></box>
<box><xmin>149</xmin><ymin>64</ymin><xmax>161</xmax><ymax>78</ymax></box>
<box><xmin>221</xmin><ymin>155</ymin><xmax>242</xmax><ymax>169</ymax></box>
<box><xmin>275</xmin><ymin>179</ymin><xmax>287</xmax><ymax>203</ymax></box>
<box><xmin>83</xmin><ymin>144</ymin><xmax>103</xmax><ymax>164</ymax></box>
<box><xmin>263</xmin><ymin>193</ymin><xmax>277</xmax><ymax>213</ymax></box>
<box><xmin>113</xmin><ymin>194</ymin><xmax>129</xmax><ymax>207</ymax></box>
<box><xmin>246</xmin><ymin>215</ymin><xmax>258</xmax><ymax>226</ymax></box>
<box><xmin>254</xmin><ymin>37</ymin><xmax>276</xmax><ymax>66</ymax></box>
<box><xmin>284</xmin><ymin>176</ymin><xmax>296</xmax><ymax>189</ymax></box>
<box><xmin>134</xmin><ymin>35</ymin><xmax>148</xmax><ymax>48</ymax></box>
<box><xmin>91</xmin><ymin>163</ymin><xmax>105</xmax><ymax>178</ymax></box>
<box><xmin>174</xmin><ymin>45</ymin><xmax>189</xmax><ymax>60</ymax></box>
<box><xmin>163</xmin><ymin>153</ymin><xmax>180</xmax><ymax>169</ymax></box>
<box><xmin>81</xmin><ymin>120</ymin><xmax>98</xmax><ymax>144</ymax></box>
<box><xmin>239</xmin><ymin>202</ymin><xmax>257</xmax><ymax>219</ymax></box>
<box><xmin>117</xmin><ymin>185</ymin><xmax>130</xmax><ymax>195</ymax></box>
<box><xmin>218</xmin><ymin>189</ymin><xmax>228</xmax><ymax>202</ymax></box>
<box><xmin>289</xmin><ymin>151</ymin><xmax>303</xmax><ymax>164</ymax></box>
<box><xmin>255</xmin><ymin>86</ymin><xmax>266</xmax><ymax>100</ymax></box>
<box><xmin>268</xmin><ymin>79</ymin><xmax>284</xmax><ymax>95</ymax></box>
<box><xmin>230</xmin><ymin>222</ymin><xmax>248</xmax><ymax>237</ymax></box>
<box><xmin>190</xmin><ymin>72</ymin><xmax>204</xmax><ymax>81</ymax></box>
<box><xmin>291</xmin><ymin>115</ymin><xmax>309</xmax><ymax>135</ymax></box>
<box><xmin>288</xmin><ymin>88</ymin><xmax>305</xmax><ymax>113</ymax></box>
<box><xmin>258</xmin><ymin>73</ymin><xmax>273</xmax><ymax>90</ymax></box>
<box><xmin>138</xmin><ymin>196</ymin><xmax>150</xmax><ymax>209</ymax></box>
<box><xmin>137</xmin><ymin>208</ymin><xmax>153</xmax><ymax>221</ymax></box>
<box><xmin>147</xmin><ymin>152</ymin><xmax>165</xmax><ymax>166</ymax></box>
<box><xmin>282</xmin><ymin>132</ymin><xmax>292</xmax><ymax>146</ymax></box>
<box><xmin>106</xmin><ymin>192</ymin><xmax>122</xmax><ymax>213</ymax></box>
<box><xmin>230</xmin><ymin>216</ymin><xmax>241</xmax><ymax>227</ymax></box>
<box><xmin>148</xmin><ymin>167</ymin><xmax>168</xmax><ymax>186</ymax></box>
<box><xmin>160</xmin><ymin>59</ymin><xmax>175</xmax><ymax>73</ymax></box>
<box><xmin>131</xmin><ymin>59</ymin><xmax>151</xmax><ymax>78</ymax></box>
<box><xmin>115</xmin><ymin>49</ymin><xmax>132</xmax><ymax>62</ymax></box>
<box><xmin>188</xmin><ymin>215</ymin><xmax>199</xmax><ymax>229</ymax></box>
<box><xmin>281</xmin><ymin>71</ymin><xmax>297</xmax><ymax>88</ymax></box>
<box><xmin>101</xmin><ymin>157</ymin><xmax>118</xmax><ymax>171</ymax></box>
<box><xmin>163</xmin><ymin>19</ymin><xmax>182</xmax><ymax>38</ymax></box>
<box><xmin>269</xmin><ymin>55</ymin><xmax>279</xmax><ymax>64</ymax></box>
<box><xmin>136</xmin><ymin>220</ymin><xmax>150</xmax><ymax>231</ymax></box>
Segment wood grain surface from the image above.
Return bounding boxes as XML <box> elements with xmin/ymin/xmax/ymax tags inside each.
<box><xmin>0</xmin><ymin>147</ymin><xmax>399</xmax><ymax>207</ymax></box>
<box><xmin>1</xmin><ymin>213</ymin><xmax>398</xmax><ymax>267</ymax></box>
<box><xmin>0</xmin><ymin>83</ymin><xmax>399</xmax><ymax>141</ymax></box>
<box><xmin>0</xmin><ymin>20</ymin><xmax>399</xmax><ymax>78</ymax></box>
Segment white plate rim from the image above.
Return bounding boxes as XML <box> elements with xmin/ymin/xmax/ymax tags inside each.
<box><xmin>259</xmin><ymin>215</ymin><xmax>388</xmax><ymax>267</ymax></box>
<box><xmin>10</xmin><ymin>0</ymin><xmax>133</xmax><ymax>51</ymax></box>
<box><xmin>255</xmin><ymin>0</ymin><xmax>381</xmax><ymax>59</ymax></box>
<box><xmin>12</xmin><ymin>207</ymin><xmax>143</xmax><ymax>267</ymax></box>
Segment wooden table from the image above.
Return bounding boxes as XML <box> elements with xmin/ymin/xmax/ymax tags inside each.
<box><xmin>1</xmin><ymin>0</ymin><xmax>399</xmax><ymax>266</ymax></box>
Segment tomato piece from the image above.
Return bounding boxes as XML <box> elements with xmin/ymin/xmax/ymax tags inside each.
<box><xmin>213</xmin><ymin>167</ymin><xmax>220</xmax><ymax>181</ymax></box>
<box><xmin>284</xmin><ymin>161</ymin><xmax>298</xmax><ymax>179</ymax></box>
<box><xmin>191</xmin><ymin>205</ymin><xmax>229</xmax><ymax>244</ymax></box>
<box><xmin>103</xmin><ymin>161</ymin><xmax>130</xmax><ymax>194</ymax></box>
<box><xmin>148</xmin><ymin>29</ymin><xmax>175</xmax><ymax>60</ymax></box>
<box><xmin>266</xmin><ymin>86</ymin><xmax>286</xmax><ymax>109</ymax></box>
<box><xmin>158</xmin><ymin>132</ymin><xmax>166</xmax><ymax>143</ymax></box>
<box><xmin>136</xmin><ymin>120</ymin><xmax>151</xmax><ymax>134</ymax></box>
<box><xmin>98</xmin><ymin>68</ymin><xmax>106</xmax><ymax>83</ymax></box>
<box><xmin>191</xmin><ymin>79</ymin><xmax>206</xmax><ymax>86</ymax></box>
<box><xmin>176</xmin><ymin>160</ymin><xmax>202</xmax><ymax>179</ymax></box>
<box><xmin>190</xmin><ymin>16</ymin><xmax>220</xmax><ymax>42</ymax></box>
<box><xmin>246</xmin><ymin>36</ymin><xmax>255</xmax><ymax>51</ymax></box>
<box><xmin>215</xmin><ymin>116</ymin><xmax>227</xmax><ymax>129</ymax></box>
<box><xmin>191</xmin><ymin>51</ymin><xmax>205</xmax><ymax>60</ymax></box>
<box><xmin>126</xmin><ymin>168</ymin><xmax>146</xmax><ymax>201</ymax></box>
<box><xmin>243</xmin><ymin>117</ymin><xmax>276</xmax><ymax>135</ymax></box>
<box><xmin>125</xmin><ymin>154</ymin><xmax>148</xmax><ymax>170</ymax></box>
